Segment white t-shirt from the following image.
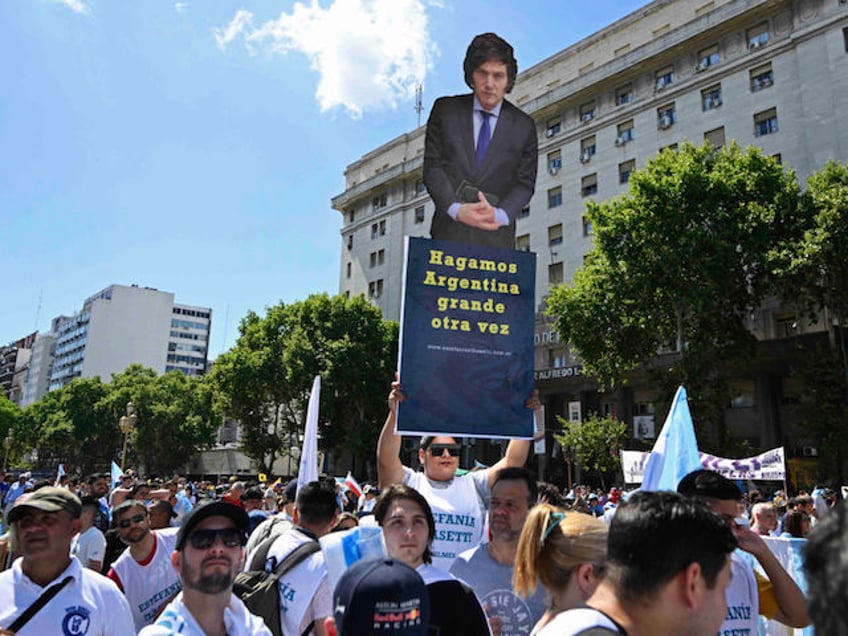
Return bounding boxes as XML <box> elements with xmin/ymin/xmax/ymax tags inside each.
<box><xmin>71</xmin><ymin>525</ymin><xmax>107</xmax><ymax>569</ymax></box>
<box><xmin>138</xmin><ymin>591</ymin><xmax>272</xmax><ymax>636</ymax></box>
<box><xmin>265</xmin><ymin>527</ymin><xmax>332</xmax><ymax>636</ymax></box>
<box><xmin>108</xmin><ymin>527</ymin><xmax>182</xmax><ymax>632</ymax></box>
<box><xmin>402</xmin><ymin>466</ymin><xmax>490</xmax><ymax>570</ymax></box>
<box><xmin>719</xmin><ymin>550</ymin><xmax>759</xmax><ymax>635</ymax></box>
<box><xmin>535</xmin><ymin>607</ymin><xmax>620</xmax><ymax>636</ymax></box>
<box><xmin>0</xmin><ymin>555</ymin><xmax>135</xmax><ymax>635</ymax></box>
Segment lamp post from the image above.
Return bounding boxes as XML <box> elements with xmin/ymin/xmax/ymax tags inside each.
<box><xmin>119</xmin><ymin>401</ymin><xmax>137</xmax><ymax>472</ymax></box>
<box><xmin>2</xmin><ymin>431</ymin><xmax>12</xmax><ymax>472</ymax></box>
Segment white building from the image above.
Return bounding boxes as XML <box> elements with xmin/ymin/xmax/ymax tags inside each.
<box><xmin>48</xmin><ymin>284</ymin><xmax>211</xmax><ymax>391</ymax></box>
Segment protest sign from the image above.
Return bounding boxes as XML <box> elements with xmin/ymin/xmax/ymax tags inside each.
<box><xmin>397</xmin><ymin>237</ymin><xmax>535</xmax><ymax>439</ymax></box>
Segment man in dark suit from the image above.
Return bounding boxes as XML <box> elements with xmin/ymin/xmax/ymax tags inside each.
<box><xmin>424</xmin><ymin>32</ymin><xmax>538</xmax><ymax>251</ymax></box>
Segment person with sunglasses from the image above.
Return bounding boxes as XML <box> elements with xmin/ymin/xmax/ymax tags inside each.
<box><xmin>139</xmin><ymin>500</ymin><xmax>271</xmax><ymax>636</ymax></box>
<box><xmin>107</xmin><ymin>499</ymin><xmax>182</xmax><ymax>631</ymax></box>
<box><xmin>378</xmin><ymin>381</ymin><xmax>534</xmax><ymax>570</ymax></box>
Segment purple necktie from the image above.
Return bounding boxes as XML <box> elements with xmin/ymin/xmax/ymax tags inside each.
<box><xmin>476</xmin><ymin>111</ymin><xmax>492</xmax><ymax>169</ymax></box>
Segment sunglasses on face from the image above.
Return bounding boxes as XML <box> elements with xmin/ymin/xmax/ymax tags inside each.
<box><xmin>428</xmin><ymin>444</ymin><xmax>461</xmax><ymax>457</ymax></box>
<box><xmin>187</xmin><ymin>527</ymin><xmax>245</xmax><ymax>550</ymax></box>
<box><xmin>118</xmin><ymin>513</ymin><xmax>146</xmax><ymax>529</ymax></box>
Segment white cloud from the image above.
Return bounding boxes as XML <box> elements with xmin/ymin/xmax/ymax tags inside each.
<box><xmin>54</xmin><ymin>0</ymin><xmax>91</xmax><ymax>14</ymax></box>
<box><xmin>175</xmin><ymin>2</ymin><xmax>188</xmax><ymax>14</ymax></box>
<box><xmin>214</xmin><ymin>0</ymin><xmax>438</xmax><ymax>118</ymax></box>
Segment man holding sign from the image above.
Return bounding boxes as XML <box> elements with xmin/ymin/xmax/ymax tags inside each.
<box><xmin>377</xmin><ymin>381</ymin><xmax>534</xmax><ymax>571</ymax></box>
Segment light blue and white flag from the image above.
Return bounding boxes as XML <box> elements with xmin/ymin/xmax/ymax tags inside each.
<box><xmin>111</xmin><ymin>461</ymin><xmax>123</xmax><ymax>491</ymax></box>
<box><xmin>297</xmin><ymin>375</ymin><xmax>320</xmax><ymax>493</ymax></box>
<box><xmin>641</xmin><ymin>385</ymin><xmax>702</xmax><ymax>491</ymax></box>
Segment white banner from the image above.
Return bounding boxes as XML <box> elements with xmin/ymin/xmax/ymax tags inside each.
<box><xmin>620</xmin><ymin>446</ymin><xmax>786</xmax><ymax>484</ymax></box>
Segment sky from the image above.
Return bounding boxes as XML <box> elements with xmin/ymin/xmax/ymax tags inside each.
<box><xmin>1</xmin><ymin>0</ymin><xmax>649</xmax><ymax>358</ymax></box>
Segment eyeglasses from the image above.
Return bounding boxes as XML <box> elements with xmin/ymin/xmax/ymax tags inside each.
<box><xmin>428</xmin><ymin>444</ymin><xmax>461</xmax><ymax>457</ymax></box>
<box><xmin>118</xmin><ymin>513</ymin><xmax>146</xmax><ymax>529</ymax></box>
<box><xmin>187</xmin><ymin>528</ymin><xmax>245</xmax><ymax>550</ymax></box>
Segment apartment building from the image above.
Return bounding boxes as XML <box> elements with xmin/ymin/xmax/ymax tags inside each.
<box><xmin>332</xmin><ymin>0</ymin><xmax>848</xmax><ymax>471</ymax></box>
<box><xmin>47</xmin><ymin>284</ymin><xmax>211</xmax><ymax>392</ymax></box>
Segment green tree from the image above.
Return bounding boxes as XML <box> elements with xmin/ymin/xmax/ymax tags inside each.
<box><xmin>210</xmin><ymin>294</ymin><xmax>397</xmax><ymax>476</ymax></box>
<box><xmin>21</xmin><ymin>377</ymin><xmax>113</xmax><ymax>474</ymax></box>
<box><xmin>547</xmin><ymin>142</ymin><xmax>805</xmax><ymax>451</ymax></box>
<box><xmin>554</xmin><ymin>414</ymin><xmax>627</xmax><ymax>488</ymax></box>
<box><xmin>107</xmin><ymin>364</ymin><xmax>219</xmax><ymax>475</ymax></box>
<box><xmin>0</xmin><ymin>393</ymin><xmax>22</xmax><ymax>470</ymax></box>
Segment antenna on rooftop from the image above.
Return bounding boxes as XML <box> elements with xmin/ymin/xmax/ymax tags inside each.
<box><xmin>33</xmin><ymin>288</ymin><xmax>43</xmax><ymax>333</ymax></box>
<box><xmin>415</xmin><ymin>83</ymin><xmax>423</xmax><ymax>128</ymax></box>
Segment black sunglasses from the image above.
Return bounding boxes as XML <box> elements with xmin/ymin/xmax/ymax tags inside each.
<box><xmin>187</xmin><ymin>527</ymin><xmax>245</xmax><ymax>550</ymax></box>
<box><xmin>429</xmin><ymin>443</ymin><xmax>461</xmax><ymax>457</ymax></box>
<box><xmin>118</xmin><ymin>513</ymin><xmax>146</xmax><ymax>529</ymax></box>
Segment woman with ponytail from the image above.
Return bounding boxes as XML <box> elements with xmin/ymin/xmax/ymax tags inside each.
<box><xmin>513</xmin><ymin>503</ymin><xmax>609</xmax><ymax>634</ymax></box>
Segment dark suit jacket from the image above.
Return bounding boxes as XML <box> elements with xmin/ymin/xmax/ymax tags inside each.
<box><xmin>423</xmin><ymin>93</ymin><xmax>538</xmax><ymax>250</ymax></box>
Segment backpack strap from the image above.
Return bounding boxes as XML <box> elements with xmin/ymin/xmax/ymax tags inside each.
<box><xmin>268</xmin><ymin>539</ymin><xmax>321</xmax><ymax>580</ymax></box>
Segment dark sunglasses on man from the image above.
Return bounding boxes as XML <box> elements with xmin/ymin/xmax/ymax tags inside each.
<box><xmin>429</xmin><ymin>443</ymin><xmax>461</xmax><ymax>457</ymax></box>
<box><xmin>118</xmin><ymin>513</ymin><xmax>146</xmax><ymax>529</ymax></box>
<box><xmin>187</xmin><ymin>527</ymin><xmax>245</xmax><ymax>550</ymax></box>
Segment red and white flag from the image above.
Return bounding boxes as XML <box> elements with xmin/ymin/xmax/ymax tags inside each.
<box><xmin>344</xmin><ymin>471</ymin><xmax>362</xmax><ymax>498</ymax></box>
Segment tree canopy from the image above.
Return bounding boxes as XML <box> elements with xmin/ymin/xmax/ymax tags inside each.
<box><xmin>209</xmin><ymin>293</ymin><xmax>397</xmax><ymax>475</ymax></box>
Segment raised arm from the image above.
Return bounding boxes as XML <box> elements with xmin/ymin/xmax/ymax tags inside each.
<box><xmin>377</xmin><ymin>382</ymin><xmax>405</xmax><ymax>489</ymax></box>
<box><xmin>486</xmin><ymin>390</ymin><xmax>538</xmax><ymax>488</ymax></box>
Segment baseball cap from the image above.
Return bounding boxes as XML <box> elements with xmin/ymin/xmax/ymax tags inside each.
<box><xmin>8</xmin><ymin>486</ymin><xmax>82</xmax><ymax>523</ymax></box>
<box><xmin>283</xmin><ymin>480</ymin><xmax>297</xmax><ymax>503</ymax></box>
<box><xmin>333</xmin><ymin>558</ymin><xmax>429</xmax><ymax>635</ymax></box>
<box><xmin>175</xmin><ymin>500</ymin><xmax>249</xmax><ymax>551</ymax></box>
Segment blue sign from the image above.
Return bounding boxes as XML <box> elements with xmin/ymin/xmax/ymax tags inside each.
<box><xmin>397</xmin><ymin>237</ymin><xmax>536</xmax><ymax>439</ymax></box>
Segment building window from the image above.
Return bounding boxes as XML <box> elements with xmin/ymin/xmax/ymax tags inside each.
<box><xmin>701</xmin><ymin>85</ymin><xmax>722</xmax><ymax>111</ymax></box>
<box><xmin>754</xmin><ymin>108</ymin><xmax>778</xmax><ymax>137</ymax></box>
<box><xmin>368</xmin><ymin>279</ymin><xmax>384</xmax><ymax>298</ymax></box>
<box><xmin>844</xmin><ymin>27</ymin><xmax>848</xmax><ymax>53</ymax></box>
<box><xmin>371</xmin><ymin>223</ymin><xmax>378</xmax><ymax>239</ymax></box>
<box><xmin>346</xmin><ymin>262</ymin><xmax>351</xmax><ymax>278</ymax></box>
<box><xmin>347</xmin><ymin>235</ymin><xmax>353</xmax><ymax>250</ymax></box>
<box><xmin>579</xmin><ymin>101</ymin><xmax>596</xmax><ymax>123</ymax></box>
<box><xmin>696</xmin><ymin>44</ymin><xmax>720</xmax><ymax>71</ymax></box>
<box><xmin>616</xmin><ymin>120</ymin><xmax>634</xmax><ymax>145</ymax></box>
<box><xmin>704</xmin><ymin>126</ymin><xmax>725</xmax><ymax>148</ymax></box>
<box><xmin>549</xmin><ymin>347</ymin><xmax>567</xmax><ymax>368</ymax></box>
<box><xmin>775</xmin><ymin>315</ymin><xmax>796</xmax><ymax>338</ymax></box>
<box><xmin>548</xmin><ymin>186</ymin><xmax>563</xmax><ymax>208</ymax></box>
<box><xmin>580</xmin><ymin>136</ymin><xmax>596</xmax><ymax>162</ymax></box>
<box><xmin>747</xmin><ymin>22</ymin><xmax>769</xmax><ymax>50</ymax></box>
<box><xmin>414</xmin><ymin>206</ymin><xmax>425</xmax><ymax>224</ymax></box>
<box><xmin>548</xmin><ymin>150</ymin><xmax>562</xmax><ymax>174</ymax></box>
<box><xmin>657</xmin><ymin>103</ymin><xmax>676</xmax><ymax>129</ymax></box>
<box><xmin>548</xmin><ymin>262</ymin><xmax>564</xmax><ymax>286</ymax></box>
<box><xmin>369</xmin><ymin>249</ymin><xmax>385</xmax><ymax>268</ymax></box>
<box><xmin>414</xmin><ymin>179</ymin><xmax>426</xmax><ymax>195</ymax></box>
<box><xmin>516</xmin><ymin>234</ymin><xmax>530</xmax><ymax>252</ymax></box>
<box><xmin>772</xmin><ymin>153</ymin><xmax>782</xmax><ymax>164</ymax></box>
<box><xmin>546</xmin><ymin>117</ymin><xmax>561</xmax><ymax>138</ymax></box>
<box><xmin>619</xmin><ymin>160</ymin><xmax>635</xmax><ymax>185</ymax></box>
<box><xmin>379</xmin><ymin>220</ymin><xmax>386</xmax><ymax>236</ymax></box>
<box><xmin>548</xmin><ymin>224</ymin><xmax>563</xmax><ymax>246</ymax></box>
<box><xmin>616</xmin><ymin>84</ymin><xmax>634</xmax><ymax>106</ymax></box>
<box><xmin>582</xmin><ymin>216</ymin><xmax>593</xmax><ymax>236</ymax></box>
<box><xmin>582</xmin><ymin>173</ymin><xmax>598</xmax><ymax>197</ymax></box>
<box><xmin>654</xmin><ymin>65</ymin><xmax>674</xmax><ymax>91</ymax></box>
<box><xmin>347</xmin><ymin>209</ymin><xmax>355</xmax><ymax>223</ymax></box>
<box><xmin>519</xmin><ymin>205</ymin><xmax>530</xmax><ymax>219</ymax></box>
<box><xmin>661</xmin><ymin>142</ymin><xmax>679</xmax><ymax>153</ymax></box>
<box><xmin>750</xmin><ymin>64</ymin><xmax>774</xmax><ymax>91</ymax></box>
<box><xmin>369</xmin><ymin>251</ymin><xmax>377</xmax><ymax>268</ymax></box>
<box><xmin>372</xmin><ymin>193</ymin><xmax>387</xmax><ymax>209</ymax></box>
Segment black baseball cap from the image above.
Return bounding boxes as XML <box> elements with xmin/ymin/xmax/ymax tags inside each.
<box><xmin>333</xmin><ymin>558</ymin><xmax>429</xmax><ymax>635</ymax></box>
<box><xmin>175</xmin><ymin>500</ymin><xmax>249</xmax><ymax>551</ymax></box>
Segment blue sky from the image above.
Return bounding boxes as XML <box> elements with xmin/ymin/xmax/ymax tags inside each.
<box><xmin>1</xmin><ymin>0</ymin><xmax>648</xmax><ymax>358</ymax></box>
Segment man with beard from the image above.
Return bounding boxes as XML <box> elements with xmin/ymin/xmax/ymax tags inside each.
<box><xmin>107</xmin><ymin>499</ymin><xmax>182</xmax><ymax>631</ymax></box>
<box><xmin>139</xmin><ymin>501</ymin><xmax>271</xmax><ymax>635</ymax></box>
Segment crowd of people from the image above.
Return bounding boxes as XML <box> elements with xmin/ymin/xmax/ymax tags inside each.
<box><xmin>0</xmin><ymin>378</ymin><xmax>845</xmax><ymax>636</ymax></box>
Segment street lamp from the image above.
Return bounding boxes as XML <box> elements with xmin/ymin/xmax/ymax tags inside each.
<box><xmin>2</xmin><ymin>431</ymin><xmax>12</xmax><ymax>472</ymax></box>
<box><xmin>119</xmin><ymin>402</ymin><xmax>138</xmax><ymax>472</ymax></box>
